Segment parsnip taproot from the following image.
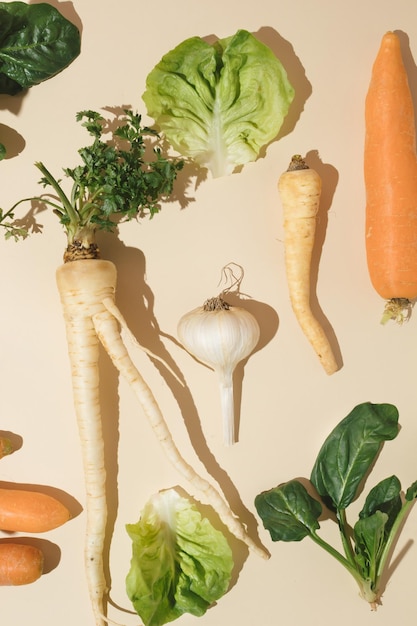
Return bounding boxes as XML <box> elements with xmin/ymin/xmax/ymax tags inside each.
<box><xmin>0</xmin><ymin>543</ymin><xmax>44</xmax><ymax>586</ymax></box>
<box><xmin>365</xmin><ymin>31</ymin><xmax>417</xmax><ymax>323</ymax></box>
<box><xmin>278</xmin><ymin>155</ymin><xmax>338</xmax><ymax>375</ymax></box>
<box><xmin>12</xmin><ymin>109</ymin><xmax>267</xmax><ymax>626</ymax></box>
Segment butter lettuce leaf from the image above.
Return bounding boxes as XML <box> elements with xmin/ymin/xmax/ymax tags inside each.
<box><xmin>142</xmin><ymin>29</ymin><xmax>294</xmax><ymax>177</ymax></box>
<box><xmin>125</xmin><ymin>489</ymin><xmax>234</xmax><ymax>626</ymax></box>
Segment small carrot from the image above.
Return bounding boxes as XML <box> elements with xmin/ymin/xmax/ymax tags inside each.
<box><xmin>365</xmin><ymin>31</ymin><xmax>417</xmax><ymax>323</ymax></box>
<box><xmin>0</xmin><ymin>487</ymin><xmax>70</xmax><ymax>533</ymax></box>
<box><xmin>0</xmin><ymin>542</ymin><xmax>44</xmax><ymax>585</ymax></box>
<box><xmin>278</xmin><ymin>155</ymin><xmax>339</xmax><ymax>375</ymax></box>
<box><xmin>0</xmin><ymin>437</ymin><xmax>13</xmax><ymax>459</ymax></box>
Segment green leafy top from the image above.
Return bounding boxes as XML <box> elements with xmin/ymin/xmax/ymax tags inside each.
<box><xmin>12</xmin><ymin>108</ymin><xmax>183</xmax><ymax>258</ymax></box>
<box><xmin>255</xmin><ymin>402</ymin><xmax>417</xmax><ymax>608</ymax></box>
<box><xmin>143</xmin><ymin>29</ymin><xmax>294</xmax><ymax>178</ymax></box>
<box><xmin>126</xmin><ymin>489</ymin><xmax>234</xmax><ymax>626</ymax></box>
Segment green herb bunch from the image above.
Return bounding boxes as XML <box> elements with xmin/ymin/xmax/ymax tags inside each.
<box><xmin>255</xmin><ymin>402</ymin><xmax>417</xmax><ymax>609</ymax></box>
<box><xmin>11</xmin><ymin>108</ymin><xmax>183</xmax><ymax>256</ymax></box>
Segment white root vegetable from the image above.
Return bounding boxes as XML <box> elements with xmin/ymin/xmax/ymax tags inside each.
<box><xmin>57</xmin><ymin>259</ymin><xmax>268</xmax><ymax>626</ymax></box>
<box><xmin>278</xmin><ymin>155</ymin><xmax>339</xmax><ymax>375</ymax></box>
<box><xmin>177</xmin><ymin>295</ymin><xmax>260</xmax><ymax>446</ymax></box>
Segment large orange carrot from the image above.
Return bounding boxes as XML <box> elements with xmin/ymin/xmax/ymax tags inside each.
<box><xmin>0</xmin><ymin>487</ymin><xmax>70</xmax><ymax>532</ymax></box>
<box><xmin>365</xmin><ymin>31</ymin><xmax>417</xmax><ymax>323</ymax></box>
<box><xmin>0</xmin><ymin>543</ymin><xmax>44</xmax><ymax>585</ymax></box>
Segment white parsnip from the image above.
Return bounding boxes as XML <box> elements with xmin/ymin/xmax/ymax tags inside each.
<box><xmin>278</xmin><ymin>155</ymin><xmax>339</xmax><ymax>375</ymax></box>
<box><xmin>56</xmin><ymin>260</ymin><xmax>114</xmax><ymax>626</ymax></box>
<box><xmin>57</xmin><ymin>259</ymin><xmax>268</xmax><ymax>625</ymax></box>
<box><xmin>14</xmin><ymin>109</ymin><xmax>268</xmax><ymax>626</ymax></box>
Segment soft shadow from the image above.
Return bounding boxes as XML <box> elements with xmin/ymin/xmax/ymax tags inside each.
<box><xmin>378</xmin><ymin>535</ymin><xmax>415</xmax><ymax>605</ymax></box>
<box><xmin>96</xmin><ymin>230</ymin><xmax>268</xmax><ymax>558</ymax></box>
<box><xmin>0</xmin><ymin>536</ymin><xmax>62</xmax><ymax>575</ymax></box>
<box><xmin>0</xmin><ymin>124</ymin><xmax>25</xmax><ymax>159</ymax></box>
<box><xmin>254</xmin><ymin>26</ymin><xmax>312</xmax><ymax>142</ymax></box>
<box><xmin>395</xmin><ymin>31</ymin><xmax>417</xmax><ymax>131</ymax></box>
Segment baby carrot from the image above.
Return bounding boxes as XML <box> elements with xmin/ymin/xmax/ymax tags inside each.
<box><xmin>0</xmin><ymin>543</ymin><xmax>44</xmax><ymax>585</ymax></box>
<box><xmin>0</xmin><ymin>487</ymin><xmax>70</xmax><ymax>533</ymax></box>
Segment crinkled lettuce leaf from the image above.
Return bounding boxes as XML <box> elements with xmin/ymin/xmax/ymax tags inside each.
<box><xmin>125</xmin><ymin>489</ymin><xmax>234</xmax><ymax>626</ymax></box>
<box><xmin>142</xmin><ymin>29</ymin><xmax>294</xmax><ymax>177</ymax></box>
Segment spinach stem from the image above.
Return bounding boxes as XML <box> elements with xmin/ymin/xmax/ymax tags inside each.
<box><xmin>309</xmin><ymin>530</ymin><xmax>376</xmax><ymax>603</ymax></box>
<box><xmin>337</xmin><ymin>508</ymin><xmax>358</xmax><ymax>568</ymax></box>
<box><xmin>309</xmin><ymin>530</ymin><xmax>361</xmax><ymax>581</ymax></box>
<box><xmin>375</xmin><ymin>498</ymin><xmax>415</xmax><ymax>588</ymax></box>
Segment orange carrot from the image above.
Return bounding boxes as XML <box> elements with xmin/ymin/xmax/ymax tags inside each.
<box><xmin>0</xmin><ymin>543</ymin><xmax>44</xmax><ymax>585</ymax></box>
<box><xmin>365</xmin><ymin>31</ymin><xmax>417</xmax><ymax>323</ymax></box>
<box><xmin>0</xmin><ymin>487</ymin><xmax>70</xmax><ymax>532</ymax></box>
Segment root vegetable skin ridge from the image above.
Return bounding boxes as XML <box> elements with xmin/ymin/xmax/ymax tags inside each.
<box><xmin>278</xmin><ymin>156</ymin><xmax>339</xmax><ymax>375</ymax></box>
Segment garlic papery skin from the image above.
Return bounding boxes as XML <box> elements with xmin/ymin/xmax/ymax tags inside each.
<box><xmin>177</xmin><ymin>296</ymin><xmax>260</xmax><ymax>446</ymax></box>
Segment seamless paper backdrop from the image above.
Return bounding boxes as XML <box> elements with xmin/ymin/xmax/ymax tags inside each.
<box><xmin>1</xmin><ymin>1</ymin><xmax>417</xmax><ymax>625</ymax></box>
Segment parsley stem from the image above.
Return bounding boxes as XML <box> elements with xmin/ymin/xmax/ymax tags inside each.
<box><xmin>35</xmin><ymin>161</ymin><xmax>79</xmax><ymax>227</ymax></box>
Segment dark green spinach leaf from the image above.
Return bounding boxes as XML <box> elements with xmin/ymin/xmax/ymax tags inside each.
<box><xmin>255</xmin><ymin>402</ymin><xmax>416</xmax><ymax>607</ymax></box>
<box><xmin>0</xmin><ymin>2</ymin><xmax>80</xmax><ymax>95</ymax></box>
<box><xmin>255</xmin><ymin>480</ymin><xmax>322</xmax><ymax>542</ymax></box>
<box><xmin>359</xmin><ymin>475</ymin><xmax>402</xmax><ymax>538</ymax></box>
<box><xmin>353</xmin><ymin>510</ymin><xmax>388</xmax><ymax>581</ymax></box>
<box><xmin>310</xmin><ymin>402</ymin><xmax>399</xmax><ymax>510</ymax></box>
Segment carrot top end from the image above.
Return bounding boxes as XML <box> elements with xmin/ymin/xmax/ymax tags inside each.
<box><xmin>380</xmin><ymin>298</ymin><xmax>413</xmax><ymax>325</ymax></box>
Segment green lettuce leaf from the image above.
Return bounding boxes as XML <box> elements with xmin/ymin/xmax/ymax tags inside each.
<box><xmin>142</xmin><ymin>29</ymin><xmax>294</xmax><ymax>177</ymax></box>
<box><xmin>125</xmin><ymin>489</ymin><xmax>234</xmax><ymax>626</ymax></box>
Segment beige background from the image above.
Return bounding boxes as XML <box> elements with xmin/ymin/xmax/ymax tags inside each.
<box><xmin>1</xmin><ymin>0</ymin><xmax>417</xmax><ymax>624</ymax></box>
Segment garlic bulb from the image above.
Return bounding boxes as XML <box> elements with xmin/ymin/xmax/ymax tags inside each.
<box><xmin>177</xmin><ymin>296</ymin><xmax>260</xmax><ymax>446</ymax></box>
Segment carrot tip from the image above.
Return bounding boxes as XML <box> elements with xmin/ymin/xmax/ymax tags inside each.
<box><xmin>380</xmin><ymin>298</ymin><xmax>413</xmax><ymax>325</ymax></box>
<box><xmin>0</xmin><ymin>437</ymin><xmax>14</xmax><ymax>459</ymax></box>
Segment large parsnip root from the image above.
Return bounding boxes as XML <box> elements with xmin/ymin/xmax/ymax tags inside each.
<box><xmin>56</xmin><ymin>259</ymin><xmax>268</xmax><ymax>625</ymax></box>
<box><xmin>56</xmin><ymin>260</ymin><xmax>115</xmax><ymax>626</ymax></box>
<box><xmin>278</xmin><ymin>155</ymin><xmax>339</xmax><ymax>375</ymax></box>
